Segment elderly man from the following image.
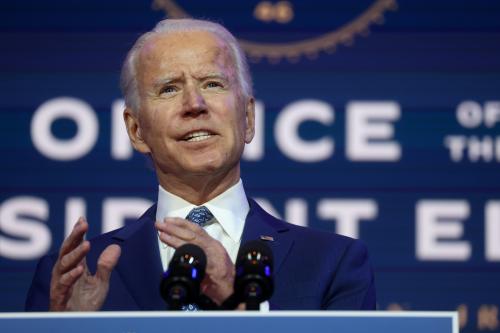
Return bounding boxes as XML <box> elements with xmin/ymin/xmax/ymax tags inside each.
<box><xmin>26</xmin><ymin>19</ymin><xmax>375</xmax><ymax>311</ymax></box>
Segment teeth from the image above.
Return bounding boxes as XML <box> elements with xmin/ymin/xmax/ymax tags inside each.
<box><xmin>184</xmin><ymin>131</ymin><xmax>213</xmax><ymax>142</ymax></box>
<box><xmin>187</xmin><ymin>135</ymin><xmax>211</xmax><ymax>142</ymax></box>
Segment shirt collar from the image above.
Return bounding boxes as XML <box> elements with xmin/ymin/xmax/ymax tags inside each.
<box><xmin>156</xmin><ymin>179</ymin><xmax>249</xmax><ymax>242</ymax></box>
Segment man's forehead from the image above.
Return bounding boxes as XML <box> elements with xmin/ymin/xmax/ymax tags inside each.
<box><xmin>136</xmin><ymin>30</ymin><xmax>237</xmax><ymax>84</ymax></box>
<box><xmin>140</xmin><ymin>30</ymin><xmax>232</xmax><ymax>65</ymax></box>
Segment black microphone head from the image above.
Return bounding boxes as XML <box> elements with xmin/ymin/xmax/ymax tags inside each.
<box><xmin>160</xmin><ymin>243</ymin><xmax>207</xmax><ymax>310</ymax></box>
<box><xmin>236</xmin><ymin>240</ymin><xmax>273</xmax><ymax>267</ymax></box>
<box><xmin>170</xmin><ymin>243</ymin><xmax>207</xmax><ymax>272</ymax></box>
<box><xmin>235</xmin><ymin>240</ymin><xmax>274</xmax><ymax>306</ymax></box>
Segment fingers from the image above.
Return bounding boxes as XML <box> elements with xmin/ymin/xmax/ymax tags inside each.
<box><xmin>155</xmin><ymin>218</ymin><xmax>235</xmax><ymax>304</ymax></box>
<box><xmin>58</xmin><ymin>240</ymin><xmax>90</xmax><ymax>275</ymax></box>
<box><xmin>51</xmin><ymin>244</ymin><xmax>120</xmax><ymax>312</ymax></box>
<box><xmin>96</xmin><ymin>244</ymin><xmax>121</xmax><ymax>282</ymax></box>
<box><xmin>56</xmin><ymin>217</ymin><xmax>90</xmax><ymax>275</ymax></box>
<box><xmin>50</xmin><ymin>263</ymin><xmax>85</xmax><ymax>310</ymax></box>
<box><xmin>50</xmin><ymin>217</ymin><xmax>90</xmax><ymax>311</ymax></box>
<box><xmin>155</xmin><ymin>218</ymin><xmax>226</xmax><ymax>256</ymax></box>
<box><xmin>59</xmin><ymin>217</ymin><xmax>88</xmax><ymax>258</ymax></box>
<box><xmin>59</xmin><ymin>263</ymin><xmax>85</xmax><ymax>288</ymax></box>
<box><xmin>157</xmin><ymin>217</ymin><xmax>200</xmax><ymax>235</ymax></box>
<box><xmin>50</xmin><ymin>239</ymin><xmax>90</xmax><ymax>310</ymax></box>
<box><xmin>156</xmin><ymin>218</ymin><xmax>205</xmax><ymax>248</ymax></box>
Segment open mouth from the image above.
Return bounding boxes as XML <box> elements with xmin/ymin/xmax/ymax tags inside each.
<box><xmin>182</xmin><ymin>130</ymin><xmax>215</xmax><ymax>142</ymax></box>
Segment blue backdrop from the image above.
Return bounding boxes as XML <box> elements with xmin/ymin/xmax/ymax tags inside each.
<box><xmin>1</xmin><ymin>1</ymin><xmax>499</xmax><ymax>332</ymax></box>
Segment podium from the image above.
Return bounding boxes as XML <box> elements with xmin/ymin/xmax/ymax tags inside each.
<box><xmin>0</xmin><ymin>311</ymin><xmax>457</xmax><ymax>333</ymax></box>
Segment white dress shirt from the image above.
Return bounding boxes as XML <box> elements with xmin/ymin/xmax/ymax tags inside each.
<box><xmin>155</xmin><ymin>180</ymin><xmax>269</xmax><ymax>311</ymax></box>
<box><xmin>156</xmin><ymin>179</ymin><xmax>249</xmax><ymax>271</ymax></box>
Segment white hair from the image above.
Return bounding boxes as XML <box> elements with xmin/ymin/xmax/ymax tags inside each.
<box><xmin>120</xmin><ymin>19</ymin><xmax>253</xmax><ymax>112</ymax></box>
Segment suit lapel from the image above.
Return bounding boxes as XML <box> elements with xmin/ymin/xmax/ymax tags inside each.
<box><xmin>112</xmin><ymin>205</ymin><xmax>166</xmax><ymax>310</ymax></box>
<box><xmin>241</xmin><ymin>199</ymin><xmax>294</xmax><ymax>274</ymax></box>
<box><xmin>109</xmin><ymin>199</ymin><xmax>294</xmax><ymax>310</ymax></box>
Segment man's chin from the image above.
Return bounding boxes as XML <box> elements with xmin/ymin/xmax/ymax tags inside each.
<box><xmin>183</xmin><ymin>162</ymin><xmax>226</xmax><ymax>176</ymax></box>
<box><xmin>182</xmin><ymin>159</ymin><xmax>240</xmax><ymax>179</ymax></box>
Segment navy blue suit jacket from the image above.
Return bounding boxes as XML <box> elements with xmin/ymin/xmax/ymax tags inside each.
<box><xmin>26</xmin><ymin>199</ymin><xmax>375</xmax><ymax>310</ymax></box>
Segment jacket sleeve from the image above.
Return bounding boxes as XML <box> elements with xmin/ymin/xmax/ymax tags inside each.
<box><xmin>25</xmin><ymin>254</ymin><xmax>56</xmax><ymax>311</ymax></box>
<box><xmin>323</xmin><ymin>239</ymin><xmax>376</xmax><ymax>310</ymax></box>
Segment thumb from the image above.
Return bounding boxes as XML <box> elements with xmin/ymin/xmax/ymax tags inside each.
<box><xmin>96</xmin><ymin>244</ymin><xmax>121</xmax><ymax>282</ymax></box>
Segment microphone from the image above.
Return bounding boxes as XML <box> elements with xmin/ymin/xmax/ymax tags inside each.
<box><xmin>233</xmin><ymin>240</ymin><xmax>274</xmax><ymax>310</ymax></box>
<box><xmin>159</xmin><ymin>243</ymin><xmax>207</xmax><ymax>310</ymax></box>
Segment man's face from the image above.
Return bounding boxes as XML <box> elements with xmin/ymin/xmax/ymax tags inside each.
<box><xmin>126</xmin><ymin>30</ymin><xmax>254</xmax><ymax>182</ymax></box>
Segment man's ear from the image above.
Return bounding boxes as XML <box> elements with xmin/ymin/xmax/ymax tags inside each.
<box><xmin>123</xmin><ymin>108</ymin><xmax>151</xmax><ymax>154</ymax></box>
<box><xmin>244</xmin><ymin>97</ymin><xmax>255</xmax><ymax>144</ymax></box>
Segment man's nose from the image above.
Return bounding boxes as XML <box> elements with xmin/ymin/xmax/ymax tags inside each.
<box><xmin>182</xmin><ymin>85</ymin><xmax>207</xmax><ymax>117</ymax></box>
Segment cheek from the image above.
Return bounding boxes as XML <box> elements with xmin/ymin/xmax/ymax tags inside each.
<box><xmin>141</xmin><ymin>105</ymin><xmax>170</xmax><ymax>131</ymax></box>
<box><xmin>139</xmin><ymin>114</ymin><xmax>170</xmax><ymax>146</ymax></box>
<box><xmin>223</xmin><ymin>98</ymin><xmax>246</xmax><ymax>126</ymax></box>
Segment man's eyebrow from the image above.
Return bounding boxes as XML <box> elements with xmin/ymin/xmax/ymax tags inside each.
<box><xmin>153</xmin><ymin>76</ymin><xmax>181</xmax><ymax>88</ymax></box>
<box><xmin>152</xmin><ymin>73</ymin><xmax>229</xmax><ymax>88</ymax></box>
<box><xmin>195</xmin><ymin>72</ymin><xmax>229</xmax><ymax>81</ymax></box>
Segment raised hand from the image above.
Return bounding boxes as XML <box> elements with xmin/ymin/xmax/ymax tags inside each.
<box><xmin>49</xmin><ymin>217</ymin><xmax>121</xmax><ymax>311</ymax></box>
<box><xmin>155</xmin><ymin>218</ymin><xmax>235</xmax><ymax>305</ymax></box>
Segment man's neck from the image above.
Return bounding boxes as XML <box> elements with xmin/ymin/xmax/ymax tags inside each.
<box><xmin>157</xmin><ymin>167</ymin><xmax>241</xmax><ymax>205</ymax></box>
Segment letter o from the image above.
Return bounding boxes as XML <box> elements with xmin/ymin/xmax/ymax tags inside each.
<box><xmin>31</xmin><ymin>97</ymin><xmax>98</xmax><ymax>160</ymax></box>
<box><xmin>456</xmin><ymin>101</ymin><xmax>482</xmax><ymax>128</ymax></box>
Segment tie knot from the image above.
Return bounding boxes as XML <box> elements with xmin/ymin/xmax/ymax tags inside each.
<box><xmin>186</xmin><ymin>206</ymin><xmax>214</xmax><ymax>227</ymax></box>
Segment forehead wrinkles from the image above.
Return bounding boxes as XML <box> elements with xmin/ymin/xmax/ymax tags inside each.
<box><xmin>137</xmin><ymin>32</ymin><xmax>238</xmax><ymax>86</ymax></box>
<box><xmin>206</xmin><ymin>40</ymin><xmax>238</xmax><ymax>82</ymax></box>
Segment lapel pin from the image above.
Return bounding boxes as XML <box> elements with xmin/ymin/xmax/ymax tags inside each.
<box><xmin>260</xmin><ymin>235</ymin><xmax>274</xmax><ymax>241</ymax></box>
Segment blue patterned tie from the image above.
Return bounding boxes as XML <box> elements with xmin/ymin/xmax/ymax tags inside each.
<box><xmin>185</xmin><ymin>206</ymin><xmax>214</xmax><ymax>227</ymax></box>
<box><xmin>181</xmin><ymin>206</ymin><xmax>214</xmax><ymax>311</ymax></box>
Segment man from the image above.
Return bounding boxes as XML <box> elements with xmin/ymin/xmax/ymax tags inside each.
<box><xmin>26</xmin><ymin>19</ymin><xmax>375</xmax><ymax>311</ymax></box>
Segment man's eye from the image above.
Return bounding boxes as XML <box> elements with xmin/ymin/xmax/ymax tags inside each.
<box><xmin>161</xmin><ymin>86</ymin><xmax>177</xmax><ymax>94</ymax></box>
<box><xmin>206</xmin><ymin>81</ymin><xmax>223</xmax><ymax>89</ymax></box>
